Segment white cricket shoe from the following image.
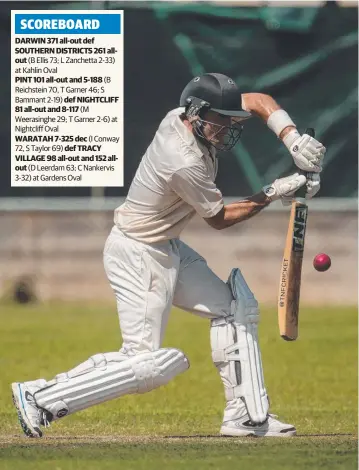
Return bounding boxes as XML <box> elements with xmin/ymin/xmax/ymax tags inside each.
<box><xmin>220</xmin><ymin>414</ymin><xmax>296</xmax><ymax>437</ymax></box>
<box><xmin>12</xmin><ymin>381</ymin><xmax>51</xmax><ymax>438</ymax></box>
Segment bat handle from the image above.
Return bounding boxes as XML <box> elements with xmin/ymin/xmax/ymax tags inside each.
<box><xmin>295</xmin><ymin>128</ymin><xmax>315</xmax><ymax>199</ymax></box>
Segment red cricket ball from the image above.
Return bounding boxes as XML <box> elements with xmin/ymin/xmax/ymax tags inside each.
<box><xmin>313</xmin><ymin>253</ymin><xmax>331</xmax><ymax>272</ymax></box>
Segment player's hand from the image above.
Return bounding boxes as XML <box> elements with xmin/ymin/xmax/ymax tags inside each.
<box><xmin>305</xmin><ymin>173</ymin><xmax>320</xmax><ymax>200</ymax></box>
<box><xmin>283</xmin><ymin>130</ymin><xmax>325</xmax><ymax>173</ymax></box>
<box><xmin>262</xmin><ymin>172</ymin><xmax>307</xmax><ymax>205</ymax></box>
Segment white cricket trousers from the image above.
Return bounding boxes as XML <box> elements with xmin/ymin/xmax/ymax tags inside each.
<box><xmin>103</xmin><ymin>225</ymin><xmax>233</xmax><ymax>354</ymax></box>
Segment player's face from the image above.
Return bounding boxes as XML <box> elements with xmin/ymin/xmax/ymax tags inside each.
<box><xmin>202</xmin><ymin>111</ymin><xmax>232</xmax><ymax>144</ymax></box>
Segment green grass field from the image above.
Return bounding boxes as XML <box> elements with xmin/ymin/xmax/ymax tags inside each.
<box><xmin>0</xmin><ymin>302</ymin><xmax>357</xmax><ymax>469</ymax></box>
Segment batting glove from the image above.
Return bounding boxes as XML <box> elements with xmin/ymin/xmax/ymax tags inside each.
<box><xmin>262</xmin><ymin>172</ymin><xmax>307</xmax><ymax>206</ymax></box>
<box><xmin>283</xmin><ymin>130</ymin><xmax>325</xmax><ymax>173</ymax></box>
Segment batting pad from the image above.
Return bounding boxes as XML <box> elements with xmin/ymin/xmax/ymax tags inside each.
<box><xmin>211</xmin><ymin>268</ymin><xmax>269</xmax><ymax>424</ymax></box>
<box><xmin>34</xmin><ymin>348</ymin><xmax>189</xmax><ymax>420</ymax></box>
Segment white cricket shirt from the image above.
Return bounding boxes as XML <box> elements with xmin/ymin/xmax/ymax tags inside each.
<box><xmin>114</xmin><ymin>107</ymin><xmax>224</xmax><ymax>243</ymax></box>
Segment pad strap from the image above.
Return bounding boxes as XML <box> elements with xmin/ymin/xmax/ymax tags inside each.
<box><xmin>225</xmin><ymin>386</ymin><xmax>242</xmax><ymax>401</ymax></box>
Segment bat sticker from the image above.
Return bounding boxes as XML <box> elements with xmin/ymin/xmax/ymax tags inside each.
<box><xmin>292</xmin><ymin>206</ymin><xmax>308</xmax><ymax>252</ymax></box>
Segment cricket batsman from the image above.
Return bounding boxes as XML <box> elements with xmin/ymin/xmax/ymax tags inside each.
<box><xmin>12</xmin><ymin>73</ymin><xmax>324</xmax><ymax>438</ymax></box>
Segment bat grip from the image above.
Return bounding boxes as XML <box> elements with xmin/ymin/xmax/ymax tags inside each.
<box><xmin>295</xmin><ymin>128</ymin><xmax>315</xmax><ymax>199</ymax></box>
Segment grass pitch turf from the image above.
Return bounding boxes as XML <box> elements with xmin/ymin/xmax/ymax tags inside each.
<box><xmin>0</xmin><ymin>302</ymin><xmax>357</xmax><ymax>469</ymax></box>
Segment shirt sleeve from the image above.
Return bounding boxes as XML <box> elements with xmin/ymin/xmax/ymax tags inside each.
<box><xmin>168</xmin><ymin>164</ymin><xmax>224</xmax><ymax>218</ymax></box>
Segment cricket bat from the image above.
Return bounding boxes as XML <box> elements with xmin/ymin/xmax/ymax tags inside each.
<box><xmin>278</xmin><ymin>128</ymin><xmax>315</xmax><ymax>341</ymax></box>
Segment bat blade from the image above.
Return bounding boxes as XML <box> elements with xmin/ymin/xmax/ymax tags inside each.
<box><xmin>278</xmin><ymin>199</ymin><xmax>308</xmax><ymax>341</ymax></box>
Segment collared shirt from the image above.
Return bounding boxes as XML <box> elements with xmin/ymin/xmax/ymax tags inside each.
<box><xmin>114</xmin><ymin>107</ymin><xmax>224</xmax><ymax>243</ymax></box>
